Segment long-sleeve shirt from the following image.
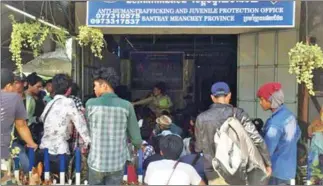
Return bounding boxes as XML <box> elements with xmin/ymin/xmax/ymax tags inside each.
<box><xmin>86</xmin><ymin>93</ymin><xmax>142</xmax><ymax>172</ymax></box>
<box><xmin>262</xmin><ymin>105</ymin><xmax>301</xmax><ymax>180</ymax></box>
<box><xmin>134</xmin><ymin>94</ymin><xmax>173</xmax><ymax>116</ymax></box>
<box><xmin>39</xmin><ymin>95</ymin><xmax>90</xmax><ymax>155</ymax></box>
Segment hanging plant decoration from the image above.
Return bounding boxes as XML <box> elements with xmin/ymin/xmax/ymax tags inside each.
<box><xmin>9</xmin><ymin>15</ymin><xmax>67</xmax><ymax>73</ymax></box>
<box><xmin>289</xmin><ymin>42</ymin><xmax>323</xmax><ymax>95</ymax></box>
<box><xmin>76</xmin><ymin>26</ymin><xmax>104</xmax><ymax>59</ymax></box>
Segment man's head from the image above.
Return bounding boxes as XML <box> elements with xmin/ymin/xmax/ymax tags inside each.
<box><xmin>159</xmin><ymin>135</ymin><xmax>184</xmax><ymax>160</ymax></box>
<box><xmin>1</xmin><ymin>68</ymin><xmax>15</xmax><ymax>92</ymax></box>
<box><xmin>156</xmin><ymin>115</ymin><xmax>172</xmax><ymax>130</ymax></box>
<box><xmin>52</xmin><ymin>74</ymin><xmax>72</xmax><ymax>96</ymax></box>
<box><xmin>92</xmin><ymin>67</ymin><xmax>120</xmax><ymax>97</ymax></box>
<box><xmin>257</xmin><ymin>82</ymin><xmax>284</xmax><ymax>111</ymax></box>
<box><xmin>45</xmin><ymin>79</ymin><xmax>53</xmax><ymax>93</ymax></box>
<box><xmin>210</xmin><ymin>82</ymin><xmax>231</xmax><ymax>104</ymax></box>
<box><xmin>13</xmin><ymin>73</ymin><xmax>26</xmax><ymax>95</ymax></box>
<box><xmin>26</xmin><ymin>72</ymin><xmax>43</xmax><ymax>95</ymax></box>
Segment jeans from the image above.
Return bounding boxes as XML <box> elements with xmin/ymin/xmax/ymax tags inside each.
<box><xmin>11</xmin><ymin>142</ymin><xmax>29</xmax><ymax>174</ymax></box>
<box><xmin>269</xmin><ymin>177</ymin><xmax>290</xmax><ymax>185</ymax></box>
<box><xmin>88</xmin><ymin>167</ymin><xmax>124</xmax><ymax>185</ymax></box>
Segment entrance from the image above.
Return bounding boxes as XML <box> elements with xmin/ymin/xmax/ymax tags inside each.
<box><xmin>118</xmin><ymin>35</ymin><xmax>238</xmax><ymax>111</ymax></box>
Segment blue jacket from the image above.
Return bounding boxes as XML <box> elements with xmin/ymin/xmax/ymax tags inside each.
<box><xmin>262</xmin><ymin>105</ymin><xmax>301</xmax><ymax>180</ymax></box>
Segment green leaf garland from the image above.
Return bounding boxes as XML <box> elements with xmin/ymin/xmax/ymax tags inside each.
<box><xmin>289</xmin><ymin>42</ymin><xmax>323</xmax><ymax>95</ymax></box>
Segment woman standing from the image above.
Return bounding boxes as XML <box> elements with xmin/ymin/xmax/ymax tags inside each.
<box><xmin>133</xmin><ymin>82</ymin><xmax>173</xmax><ymax>117</ymax></box>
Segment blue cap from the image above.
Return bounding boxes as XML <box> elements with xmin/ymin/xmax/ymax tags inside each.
<box><xmin>211</xmin><ymin>82</ymin><xmax>230</xmax><ymax>96</ymax></box>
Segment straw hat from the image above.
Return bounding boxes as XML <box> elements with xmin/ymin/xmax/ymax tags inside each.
<box><xmin>156</xmin><ymin>115</ymin><xmax>172</xmax><ymax>126</ymax></box>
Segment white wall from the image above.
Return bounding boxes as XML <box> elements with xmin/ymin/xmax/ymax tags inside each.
<box><xmin>237</xmin><ymin>29</ymin><xmax>299</xmax><ymax>120</ymax></box>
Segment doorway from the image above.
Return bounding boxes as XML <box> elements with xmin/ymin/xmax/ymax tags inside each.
<box><xmin>194</xmin><ymin>36</ymin><xmax>237</xmax><ymax>111</ymax></box>
<box><xmin>118</xmin><ymin>34</ymin><xmax>238</xmax><ymax>111</ymax></box>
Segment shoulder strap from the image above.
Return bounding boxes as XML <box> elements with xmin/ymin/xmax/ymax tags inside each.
<box><xmin>191</xmin><ymin>153</ymin><xmax>201</xmax><ymax>166</ymax></box>
<box><xmin>42</xmin><ymin>98</ymin><xmax>61</xmax><ymax>123</ymax></box>
<box><xmin>166</xmin><ymin>161</ymin><xmax>180</xmax><ymax>185</ymax></box>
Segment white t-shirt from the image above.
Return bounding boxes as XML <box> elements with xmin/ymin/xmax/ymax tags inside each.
<box><xmin>144</xmin><ymin>159</ymin><xmax>202</xmax><ymax>185</ymax></box>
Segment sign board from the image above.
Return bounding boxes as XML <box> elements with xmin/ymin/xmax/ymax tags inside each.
<box><xmin>130</xmin><ymin>52</ymin><xmax>183</xmax><ymax>90</ymax></box>
<box><xmin>87</xmin><ymin>1</ymin><xmax>295</xmax><ymax>28</ymax></box>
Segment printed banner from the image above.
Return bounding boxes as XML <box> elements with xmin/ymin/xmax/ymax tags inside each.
<box><xmin>86</xmin><ymin>1</ymin><xmax>295</xmax><ymax>28</ymax></box>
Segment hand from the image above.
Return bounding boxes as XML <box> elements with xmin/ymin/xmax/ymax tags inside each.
<box><xmin>27</xmin><ymin>143</ymin><xmax>38</xmax><ymax>150</ymax></box>
<box><xmin>265</xmin><ymin>166</ymin><xmax>272</xmax><ymax>177</ymax></box>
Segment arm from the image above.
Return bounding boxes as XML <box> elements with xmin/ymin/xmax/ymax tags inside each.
<box><xmin>14</xmin><ymin>97</ymin><xmax>37</xmax><ymax>148</ymax></box>
<box><xmin>189</xmin><ymin>165</ymin><xmax>205</xmax><ymax>185</ymax></box>
<box><xmin>133</xmin><ymin>97</ymin><xmax>153</xmax><ymax>106</ymax></box>
<box><xmin>69</xmin><ymin>100</ymin><xmax>91</xmax><ymax>145</ymax></box>
<box><xmin>15</xmin><ymin>120</ymin><xmax>37</xmax><ymax>148</ymax></box>
<box><xmin>199</xmin><ymin>180</ymin><xmax>206</xmax><ymax>185</ymax></box>
<box><xmin>127</xmin><ymin>104</ymin><xmax>143</xmax><ymax>149</ymax></box>
<box><xmin>194</xmin><ymin>116</ymin><xmax>203</xmax><ymax>153</ymax></box>
<box><xmin>239</xmin><ymin>111</ymin><xmax>271</xmax><ymax>167</ymax></box>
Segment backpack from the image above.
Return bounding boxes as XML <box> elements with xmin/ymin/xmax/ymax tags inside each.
<box><xmin>212</xmin><ymin>108</ymin><xmax>268</xmax><ymax>185</ymax></box>
<box><xmin>211</xmin><ymin>109</ymin><xmax>248</xmax><ymax>184</ymax></box>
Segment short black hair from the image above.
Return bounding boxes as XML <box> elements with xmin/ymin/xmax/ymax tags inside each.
<box><xmin>45</xmin><ymin>79</ymin><xmax>52</xmax><ymax>85</ymax></box>
<box><xmin>26</xmin><ymin>72</ymin><xmax>43</xmax><ymax>86</ymax></box>
<box><xmin>154</xmin><ymin>82</ymin><xmax>166</xmax><ymax>94</ymax></box>
<box><xmin>159</xmin><ymin>135</ymin><xmax>183</xmax><ymax>160</ymax></box>
<box><xmin>70</xmin><ymin>83</ymin><xmax>80</xmax><ymax>96</ymax></box>
<box><xmin>1</xmin><ymin>68</ymin><xmax>15</xmax><ymax>89</ymax></box>
<box><xmin>92</xmin><ymin>67</ymin><xmax>120</xmax><ymax>89</ymax></box>
<box><xmin>52</xmin><ymin>74</ymin><xmax>72</xmax><ymax>95</ymax></box>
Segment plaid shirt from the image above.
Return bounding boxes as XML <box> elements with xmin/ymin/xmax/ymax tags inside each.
<box><xmin>86</xmin><ymin>93</ymin><xmax>142</xmax><ymax>172</ymax></box>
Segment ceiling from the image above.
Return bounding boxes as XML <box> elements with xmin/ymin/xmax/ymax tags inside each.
<box><xmin>1</xmin><ymin>1</ymin><xmax>72</xmax><ymax>70</ymax></box>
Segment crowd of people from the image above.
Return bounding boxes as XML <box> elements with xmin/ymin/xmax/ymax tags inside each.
<box><xmin>0</xmin><ymin>67</ymin><xmax>301</xmax><ymax>185</ymax></box>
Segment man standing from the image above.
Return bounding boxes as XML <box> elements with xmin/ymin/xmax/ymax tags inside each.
<box><xmin>195</xmin><ymin>82</ymin><xmax>272</xmax><ymax>185</ymax></box>
<box><xmin>257</xmin><ymin>82</ymin><xmax>301</xmax><ymax>184</ymax></box>
<box><xmin>1</xmin><ymin>69</ymin><xmax>38</xmax><ymax>171</ymax></box>
<box><xmin>86</xmin><ymin>67</ymin><xmax>142</xmax><ymax>185</ymax></box>
<box><xmin>39</xmin><ymin>74</ymin><xmax>90</xmax><ymax>174</ymax></box>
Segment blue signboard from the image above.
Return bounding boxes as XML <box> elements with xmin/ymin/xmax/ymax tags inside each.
<box><xmin>86</xmin><ymin>1</ymin><xmax>295</xmax><ymax>28</ymax></box>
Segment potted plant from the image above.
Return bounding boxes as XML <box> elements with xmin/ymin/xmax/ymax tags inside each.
<box><xmin>76</xmin><ymin>25</ymin><xmax>105</xmax><ymax>59</ymax></box>
<box><xmin>289</xmin><ymin>42</ymin><xmax>323</xmax><ymax>95</ymax></box>
<box><xmin>9</xmin><ymin>15</ymin><xmax>105</xmax><ymax>73</ymax></box>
